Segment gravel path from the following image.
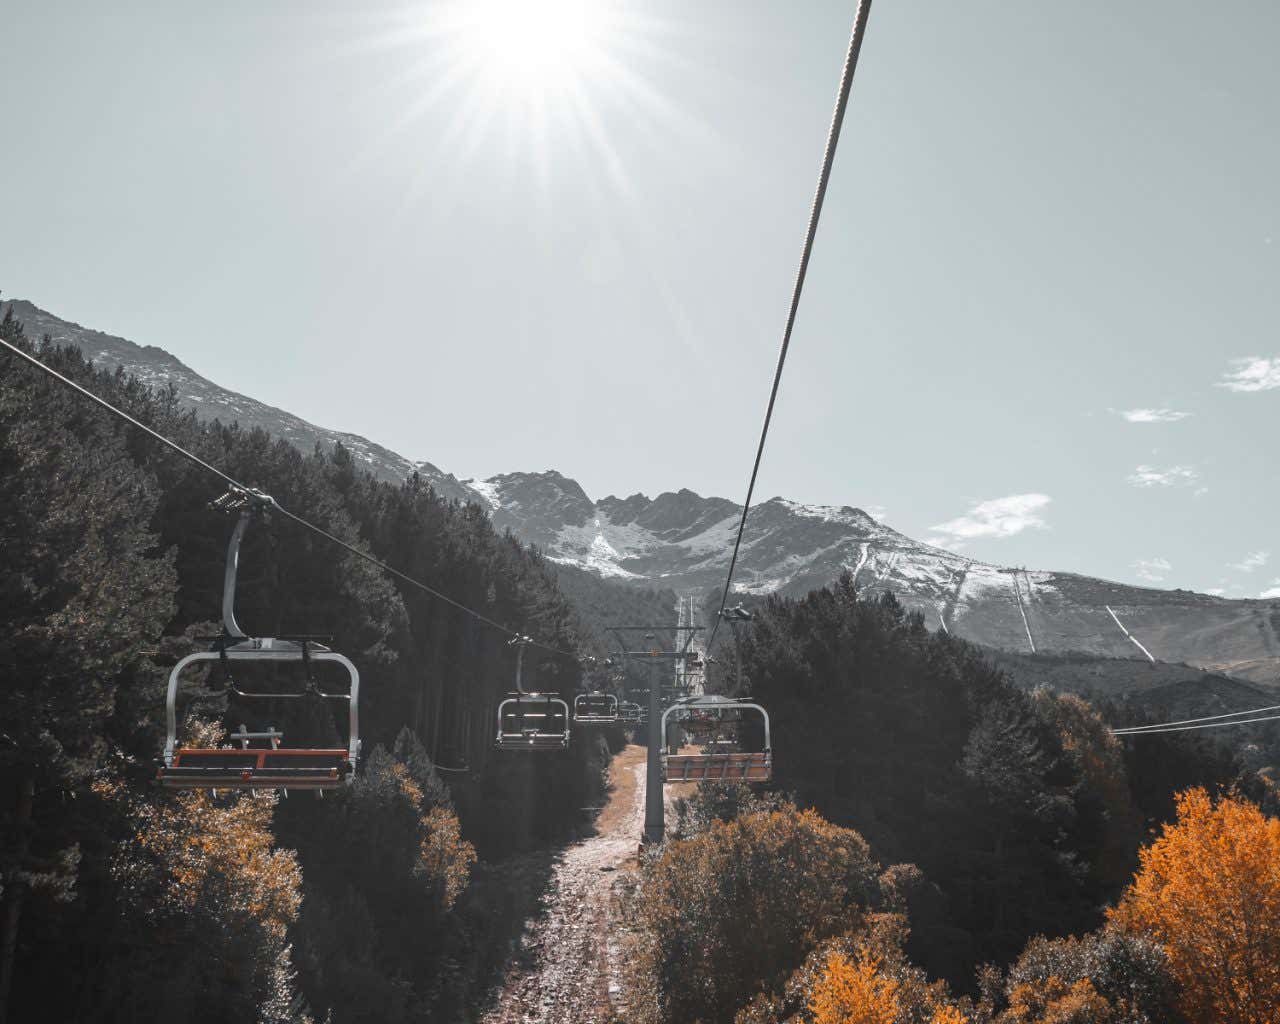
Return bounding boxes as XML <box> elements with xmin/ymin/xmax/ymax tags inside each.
<box><xmin>479</xmin><ymin>745</ymin><xmax>649</xmax><ymax>1024</ymax></box>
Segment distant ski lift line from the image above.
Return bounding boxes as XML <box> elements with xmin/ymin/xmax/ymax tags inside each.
<box><xmin>0</xmin><ymin>336</ymin><xmax>576</xmax><ymax>658</ymax></box>
<box><xmin>1112</xmin><ymin>712</ymin><xmax>1280</xmax><ymax>736</ymax></box>
<box><xmin>1105</xmin><ymin>605</ymin><xmax>1156</xmax><ymax>664</ymax></box>
<box><xmin>707</xmin><ymin>0</ymin><xmax>875</xmax><ymax>651</ymax></box>
<box><xmin>1010</xmin><ymin>571</ymin><xmax>1036</xmax><ymax>654</ymax></box>
<box><xmin>1112</xmin><ymin>702</ymin><xmax>1280</xmax><ymax>734</ymax></box>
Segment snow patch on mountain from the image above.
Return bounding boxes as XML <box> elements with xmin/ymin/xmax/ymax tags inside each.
<box><xmin>465</xmin><ymin>478</ymin><xmax>501</xmax><ymax>510</ymax></box>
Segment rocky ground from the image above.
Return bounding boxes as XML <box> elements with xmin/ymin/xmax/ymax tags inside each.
<box><xmin>479</xmin><ymin>745</ymin><xmax>653</xmax><ymax>1024</ymax></box>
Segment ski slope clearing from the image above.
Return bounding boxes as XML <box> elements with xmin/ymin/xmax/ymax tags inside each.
<box><xmin>481</xmin><ymin>745</ymin><xmax>651</xmax><ymax>1024</ymax></box>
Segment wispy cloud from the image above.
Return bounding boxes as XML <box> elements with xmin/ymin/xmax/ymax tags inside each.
<box><xmin>1132</xmin><ymin>557</ymin><xmax>1172</xmax><ymax>583</ymax></box>
<box><xmin>929</xmin><ymin>494</ymin><xmax>1050</xmax><ymax>549</ymax></box>
<box><xmin>1118</xmin><ymin>408</ymin><xmax>1190</xmax><ymax>423</ymax></box>
<box><xmin>1231</xmin><ymin>551</ymin><xmax>1270</xmax><ymax>573</ymax></box>
<box><xmin>1127</xmin><ymin>465</ymin><xmax>1198</xmax><ymax>488</ymax></box>
<box><xmin>1261</xmin><ymin>580</ymin><xmax>1280</xmax><ymax>600</ymax></box>
<box><xmin>1217</xmin><ymin>356</ymin><xmax>1280</xmax><ymax>393</ymax></box>
<box><xmin>1206</xmin><ymin>587</ymin><xmax>1226</xmax><ymax>596</ymax></box>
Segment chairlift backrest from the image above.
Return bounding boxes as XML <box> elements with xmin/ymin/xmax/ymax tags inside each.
<box><xmin>659</xmin><ymin>696</ymin><xmax>771</xmax><ymax>784</ymax></box>
<box><xmin>573</xmin><ymin>691</ymin><xmax>619</xmax><ymax>724</ymax></box>
<box><xmin>156</xmin><ymin>493</ymin><xmax>360</xmax><ymax>792</ymax></box>
<box><xmin>495</xmin><ymin>638</ymin><xmax>571</xmax><ymax>751</ymax></box>
<box><xmin>496</xmin><ymin>693</ymin><xmax>571</xmax><ymax>750</ymax></box>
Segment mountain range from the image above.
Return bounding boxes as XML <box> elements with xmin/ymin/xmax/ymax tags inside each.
<box><xmin>7</xmin><ymin>296</ymin><xmax>1278</xmax><ymax>687</ymax></box>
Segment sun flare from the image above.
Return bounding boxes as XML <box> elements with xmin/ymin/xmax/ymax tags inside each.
<box><xmin>445</xmin><ymin>0</ymin><xmax>616</xmax><ymax>94</ymax></box>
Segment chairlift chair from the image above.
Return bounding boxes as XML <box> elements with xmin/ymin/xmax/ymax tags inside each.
<box><xmin>573</xmin><ymin>691</ymin><xmax>619</xmax><ymax>725</ymax></box>
<box><xmin>494</xmin><ymin>637</ymin><xmax>571</xmax><ymax>751</ymax></box>
<box><xmin>157</xmin><ymin>490</ymin><xmax>360</xmax><ymax>792</ymax></box>
<box><xmin>660</xmin><ymin>695</ymin><xmax>771</xmax><ymax>783</ymax></box>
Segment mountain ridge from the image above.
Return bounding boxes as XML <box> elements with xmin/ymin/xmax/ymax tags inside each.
<box><xmin>7</xmin><ymin>296</ymin><xmax>1277</xmax><ymax>687</ymax></box>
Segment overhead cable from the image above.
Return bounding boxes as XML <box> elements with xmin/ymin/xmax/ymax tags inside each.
<box><xmin>707</xmin><ymin>0</ymin><xmax>875</xmax><ymax>650</ymax></box>
<box><xmin>1111</xmin><ymin>702</ymin><xmax>1280</xmax><ymax>734</ymax></box>
<box><xmin>1112</xmin><ymin>711</ymin><xmax>1280</xmax><ymax>737</ymax></box>
<box><xmin>0</xmin><ymin>336</ymin><xmax>576</xmax><ymax>659</ymax></box>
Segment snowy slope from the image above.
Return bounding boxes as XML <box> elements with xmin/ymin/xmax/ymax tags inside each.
<box><xmin>10</xmin><ymin>297</ymin><xmax>1277</xmax><ymax>686</ymax></box>
<box><xmin>465</xmin><ymin>472</ymin><xmax>1280</xmax><ymax>687</ymax></box>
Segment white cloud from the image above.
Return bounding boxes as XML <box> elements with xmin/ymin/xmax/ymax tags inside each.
<box><xmin>865</xmin><ymin>505</ymin><xmax>888</xmax><ymax>522</ymax></box>
<box><xmin>1119</xmin><ymin>408</ymin><xmax>1190</xmax><ymax>423</ymax></box>
<box><xmin>1127</xmin><ymin>465</ymin><xmax>1198</xmax><ymax>488</ymax></box>
<box><xmin>1261</xmin><ymin>580</ymin><xmax>1280</xmax><ymax>600</ymax></box>
<box><xmin>1217</xmin><ymin>356</ymin><xmax>1280</xmax><ymax>393</ymax></box>
<box><xmin>1132</xmin><ymin>557</ymin><xmax>1172</xmax><ymax>583</ymax></box>
<box><xmin>929</xmin><ymin>494</ymin><xmax>1050</xmax><ymax>549</ymax></box>
<box><xmin>1206</xmin><ymin>588</ymin><xmax>1226</xmax><ymax>596</ymax></box>
<box><xmin>1231</xmin><ymin>551</ymin><xmax>1271</xmax><ymax>573</ymax></box>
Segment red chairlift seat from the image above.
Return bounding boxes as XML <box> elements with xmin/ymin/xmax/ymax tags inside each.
<box><xmin>156</xmin><ymin>488</ymin><xmax>360</xmax><ymax>794</ymax></box>
<box><xmin>160</xmin><ymin>748</ymin><xmax>353</xmax><ymax>790</ymax></box>
<box><xmin>663</xmin><ymin>751</ymin><xmax>772</xmax><ymax>783</ymax></box>
<box><xmin>157</xmin><ymin>642</ymin><xmax>361</xmax><ymax>792</ymax></box>
<box><xmin>660</xmin><ymin>696</ymin><xmax>772</xmax><ymax>784</ymax></box>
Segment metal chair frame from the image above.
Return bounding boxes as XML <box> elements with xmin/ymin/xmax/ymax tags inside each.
<box><xmin>157</xmin><ymin>490</ymin><xmax>360</xmax><ymax>791</ymax></box>
<box><xmin>660</xmin><ymin>694</ymin><xmax>771</xmax><ymax>783</ymax></box>
<box><xmin>494</xmin><ymin>637</ymin><xmax>570</xmax><ymax>751</ymax></box>
<box><xmin>573</xmin><ymin>691</ymin><xmax>619</xmax><ymax>725</ymax></box>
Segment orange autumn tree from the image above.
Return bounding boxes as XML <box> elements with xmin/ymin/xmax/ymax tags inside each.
<box><xmin>100</xmin><ymin>772</ymin><xmax>305</xmax><ymax>1019</ymax></box>
<box><xmin>808</xmin><ymin>950</ymin><xmax>900</xmax><ymax>1024</ymax></box>
<box><xmin>1001</xmin><ymin>977</ymin><xmax>1117</xmax><ymax>1024</ymax></box>
<box><xmin>1109</xmin><ymin>788</ymin><xmax>1280</xmax><ymax>1024</ymax></box>
<box><xmin>732</xmin><ymin>915</ymin><xmax>972</xmax><ymax>1024</ymax></box>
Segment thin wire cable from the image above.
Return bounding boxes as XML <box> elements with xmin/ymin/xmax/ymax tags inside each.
<box><xmin>1112</xmin><ymin>712</ymin><xmax>1280</xmax><ymax>736</ymax></box>
<box><xmin>708</xmin><ymin>0</ymin><xmax>874</xmax><ymax>651</ymax></box>
<box><xmin>1110</xmin><ymin>702</ymin><xmax>1280</xmax><ymax>734</ymax></box>
<box><xmin>1</xmin><ymin>336</ymin><xmax>576</xmax><ymax>658</ymax></box>
<box><xmin>2</xmin><ymin>333</ymin><xmax>241</xmax><ymax>487</ymax></box>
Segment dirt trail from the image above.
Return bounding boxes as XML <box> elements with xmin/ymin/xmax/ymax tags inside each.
<box><xmin>480</xmin><ymin>744</ymin><xmax>652</xmax><ymax>1024</ymax></box>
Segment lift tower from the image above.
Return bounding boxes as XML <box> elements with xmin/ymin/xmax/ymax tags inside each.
<box><xmin>609</xmin><ymin>624</ymin><xmax>704</xmax><ymax>844</ymax></box>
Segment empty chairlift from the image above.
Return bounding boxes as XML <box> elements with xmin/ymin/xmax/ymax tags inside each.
<box><xmin>573</xmin><ymin>691</ymin><xmax>619</xmax><ymax>725</ymax></box>
<box><xmin>495</xmin><ymin>637</ymin><xmax>570</xmax><ymax>751</ymax></box>
<box><xmin>157</xmin><ymin>489</ymin><xmax>360</xmax><ymax>792</ymax></box>
<box><xmin>660</xmin><ymin>695</ymin><xmax>771</xmax><ymax>783</ymax></box>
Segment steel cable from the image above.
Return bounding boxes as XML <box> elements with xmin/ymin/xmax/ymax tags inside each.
<box><xmin>707</xmin><ymin>0</ymin><xmax>875</xmax><ymax>650</ymax></box>
<box><xmin>1</xmin><ymin>336</ymin><xmax>577</xmax><ymax>659</ymax></box>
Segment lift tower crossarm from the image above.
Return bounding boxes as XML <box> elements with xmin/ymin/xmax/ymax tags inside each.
<box><xmin>611</xmin><ymin>626</ymin><xmax>706</xmax><ymax>845</ymax></box>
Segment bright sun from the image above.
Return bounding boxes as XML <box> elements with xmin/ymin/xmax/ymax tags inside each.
<box><xmin>446</xmin><ymin>0</ymin><xmax>615</xmax><ymax>94</ymax></box>
<box><xmin>349</xmin><ymin>0</ymin><xmax>674</xmax><ymax>195</ymax></box>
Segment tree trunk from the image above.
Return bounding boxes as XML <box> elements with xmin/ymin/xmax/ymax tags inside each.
<box><xmin>0</xmin><ymin>775</ymin><xmax>34</xmax><ymax>1024</ymax></box>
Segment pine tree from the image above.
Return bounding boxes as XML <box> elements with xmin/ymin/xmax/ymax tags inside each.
<box><xmin>0</xmin><ymin>324</ymin><xmax>175</xmax><ymax>1021</ymax></box>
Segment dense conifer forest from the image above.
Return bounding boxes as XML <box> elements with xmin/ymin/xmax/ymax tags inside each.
<box><xmin>0</xmin><ymin>309</ymin><xmax>608</xmax><ymax>1021</ymax></box>
<box><xmin>4</xmin><ymin>304</ymin><xmax>1280</xmax><ymax>1023</ymax></box>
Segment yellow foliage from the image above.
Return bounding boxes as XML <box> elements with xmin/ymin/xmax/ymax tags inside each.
<box><xmin>420</xmin><ymin>805</ymin><xmax>476</xmax><ymax>911</ymax></box>
<box><xmin>1002</xmin><ymin>977</ymin><xmax>1115</xmax><ymax>1024</ymax></box>
<box><xmin>1108</xmin><ymin>788</ymin><xmax>1280</xmax><ymax>1024</ymax></box>
<box><xmin>930</xmin><ymin>1005</ymin><xmax>970</xmax><ymax>1024</ymax></box>
<box><xmin>808</xmin><ymin>950</ymin><xmax>899</xmax><ymax>1024</ymax></box>
<box><xmin>627</xmin><ymin>803</ymin><xmax>882</xmax><ymax>1024</ymax></box>
<box><xmin>110</xmin><ymin>783</ymin><xmax>301</xmax><ymax>941</ymax></box>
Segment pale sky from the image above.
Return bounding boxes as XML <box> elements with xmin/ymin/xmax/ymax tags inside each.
<box><xmin>2</xmin><ymin>0</ymin><xmax>1277</xmax><ymax>598</ymax></box>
